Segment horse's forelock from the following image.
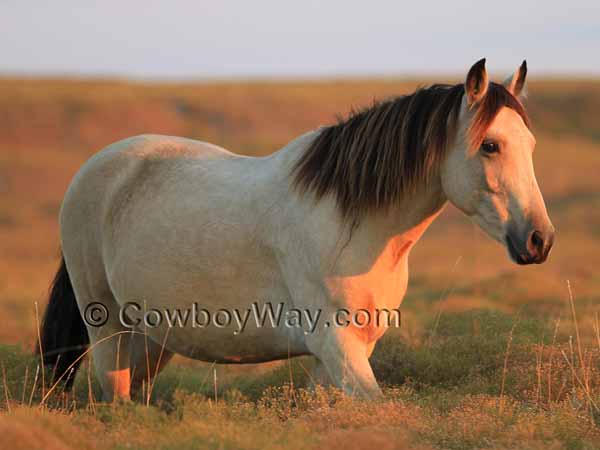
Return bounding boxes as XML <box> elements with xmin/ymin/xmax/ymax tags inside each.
<box><xmin>468</xmin><ymin>82</ymin><xmax>531</xmax><ymax>150</ymax></box>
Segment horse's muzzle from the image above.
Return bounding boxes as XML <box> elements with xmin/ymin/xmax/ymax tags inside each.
<box><xmin>506</xmin><ymin>228</ymin><xmax>555</xmax><ymax>265</ymax></box>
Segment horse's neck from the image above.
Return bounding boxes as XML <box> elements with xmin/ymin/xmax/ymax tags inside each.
<box><xmin>266</xmin><ymin>130</ymin><xmax>447</xmax><ymax>277</ymax></box>
<box><xmin>329</xmin><ymin>183</ymin><xmax>447</xmax><ymax>276</ymax></box>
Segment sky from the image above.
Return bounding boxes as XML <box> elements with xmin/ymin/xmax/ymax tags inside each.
<box><xmin>1</xmin><ymin>0</ymin><xmax>599</xmax><ymax>79</ymax></box>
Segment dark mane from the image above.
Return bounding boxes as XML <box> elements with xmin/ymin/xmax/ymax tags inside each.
<box><xmin>291</xmin><ymin>82</ymin><xmax>530</xmax><ymax>223</ymax></box>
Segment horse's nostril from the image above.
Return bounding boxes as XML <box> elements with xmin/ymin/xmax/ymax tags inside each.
<box><xmin>528</xmin><ymin>229</ymin><xmax>555</xmax><ymax>263</ymax></box>
<box><xmin>531</xmin><ymin>230</ymin><xmax>544</xmax><ymax>250</ymax></box>
<box><xmin>526</xmin><ymin>230</ymin><xmax>546</xmax><ymax>259</ymax></box>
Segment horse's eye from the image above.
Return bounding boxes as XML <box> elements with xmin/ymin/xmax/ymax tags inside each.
<box><xmin>480</xmin><ymin>140</ymin><xmax>499</xmax><ymax>155</ymax></box>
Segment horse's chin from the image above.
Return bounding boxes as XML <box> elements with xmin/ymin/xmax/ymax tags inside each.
<box><xmin>470</xmin><ymin>214</ymin><xmax>506</xmax><ymax>246</ymax></box>
<box><xmin>471</xmin><ymin>216</ymin><xmax>535</xmax><ymax>265</ymax></box>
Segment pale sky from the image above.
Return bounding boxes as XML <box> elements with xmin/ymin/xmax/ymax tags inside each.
<box><xmin>1</xmin><ymin>0</ymin><xmax>599</xmax><ymax>79</ymax></box>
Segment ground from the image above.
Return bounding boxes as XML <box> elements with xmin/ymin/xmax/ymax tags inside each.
<box><xmin>0</xmin><ymin>77</ymin><xmax>599</xmax><ymax>449</ymax></box>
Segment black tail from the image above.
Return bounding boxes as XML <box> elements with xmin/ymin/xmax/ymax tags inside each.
<box><xmin>38</xmin><ymin>255</ymin><xmax>89</xmax><ymax>389</ymax></box>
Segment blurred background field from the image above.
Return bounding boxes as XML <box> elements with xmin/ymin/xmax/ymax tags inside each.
<box><xmin>0</xmin><ymin>77</ymin><xmax>599</xmax><ymax>449</ymax></box>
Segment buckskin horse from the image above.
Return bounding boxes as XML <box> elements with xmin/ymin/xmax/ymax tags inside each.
<box><xmin>40</xmin><ymin>59</ymin><xmax>554</xmax><ymax>401</ymax></box>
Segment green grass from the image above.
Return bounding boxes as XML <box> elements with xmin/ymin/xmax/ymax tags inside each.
<box><xmin>372</xmin><ymin>310</ymin><xmax>548</xmax><ymax>394</ymax></box>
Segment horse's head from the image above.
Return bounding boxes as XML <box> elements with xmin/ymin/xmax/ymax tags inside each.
<box><xmin>441</xmin><ymin>59</ymin><xmax>555</xmax><ymax>265</ymax></box>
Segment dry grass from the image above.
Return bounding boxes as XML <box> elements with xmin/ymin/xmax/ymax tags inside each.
<box><xmin>0</xmin><ymin>77</ymin><xmax>599</xmax><ymax>449</ymax></box>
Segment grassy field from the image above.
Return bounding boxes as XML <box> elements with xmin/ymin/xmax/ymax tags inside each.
<box><xmin>0</xmin><ymin>76</ymin><xmax>599</xmax><ymax>449</ymax></box>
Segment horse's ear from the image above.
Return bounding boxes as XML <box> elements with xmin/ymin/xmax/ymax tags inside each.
<box><xmin>503</xmin><ymin>60</ymin><xmax>528</xmax><ymax>99</ymax></box>
<box><xmin>465</xmin><ymin>58</ymin><xmax>489</xmax><ymax>108</ymax></box>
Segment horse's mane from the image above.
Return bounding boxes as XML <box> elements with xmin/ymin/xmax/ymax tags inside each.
<box><xmin>291</xmin><ymin>82</ymin><xmax>530</xmax><ymax>223</ymax></box>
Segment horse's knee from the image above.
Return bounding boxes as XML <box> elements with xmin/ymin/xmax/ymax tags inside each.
<box><xmin>307</xmin><ymin>331</ymin><xmax>381</xmax><ymax>399</ymax></box>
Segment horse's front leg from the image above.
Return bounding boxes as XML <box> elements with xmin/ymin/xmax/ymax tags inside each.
<box><xmin>307</xmin><ymin>328</ymin><xmax>382</xmax><ymax>399</ymax></box>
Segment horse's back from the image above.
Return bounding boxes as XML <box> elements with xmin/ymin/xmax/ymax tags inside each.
<box><xmin>60</xmin><ymin>134</ymin><xmax>238</xmax><ymax>229</ymax></box>
<box><xmin>108</xmin><ymin>134</ymin><xmax>237</xmax><ymax>160</ymax></box>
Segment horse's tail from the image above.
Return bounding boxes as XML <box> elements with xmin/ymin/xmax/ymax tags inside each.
<box><xmin>38</xmin><ymin>254</ymin><xmax>89</xmax><ymax>389</ymax></box>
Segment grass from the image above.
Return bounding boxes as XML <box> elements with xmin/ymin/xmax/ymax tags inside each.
<box><xmin>1</xmin><ymin>76</ymin><xmax>600</xmax><ymax>448</ymax></box>
<box><xmin>1</xmin><ymin>308</ymin><xmax>599</xmax><ymax>449</ymax></box>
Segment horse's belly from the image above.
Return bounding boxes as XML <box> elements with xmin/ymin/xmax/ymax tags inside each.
<box><xmin>108</xmin><ymin>251</ymin><xmax>310</xmax><ymax>363</ymax></box>
<box><xmin>140</xmin><ymin>290</ymin><xmax>311</xmax><ymax>363</ymax></box>
<box><xmin>165</xmin><ymin>325</ymin><xmax>310</xmax><ymax>363</ymax></box>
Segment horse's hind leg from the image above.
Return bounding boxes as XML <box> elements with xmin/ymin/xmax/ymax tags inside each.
<box><xmin>128</xmin><ymin>333</ymin><xmax>174</xmax><ymax>397</ymax></box>
<box><xmin>66</xmin><ymin>257</ymin><xmax>134</xmax><ymax>402</ymax></box>
<box><xmin>89</xmin><ymin>323</ymin><xmax>133</xmax><ymax>402</ymax></box>
<box><xmin>85</xmin><ymin>295</ymin><xmax>134</xmax><ymax>402</ymax></box>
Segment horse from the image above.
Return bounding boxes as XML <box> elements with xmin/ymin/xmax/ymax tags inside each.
<box><xmin>39</xmin><ymin>59</ymin><xmax>554</xmax><ymax>402</ymax></box>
